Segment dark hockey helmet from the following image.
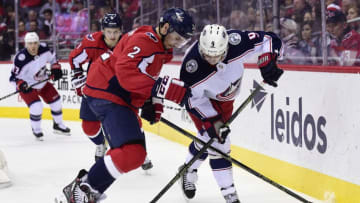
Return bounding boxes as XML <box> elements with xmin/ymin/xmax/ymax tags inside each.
<box><xmin>101</xmin><ymin>13</ymin><xmax>122</xmax><ymax>29</ymax></box>
<box><xmin>159</xmin><ymin>7</ymin><xmax>195</xmax><ymax>39</ymax></box>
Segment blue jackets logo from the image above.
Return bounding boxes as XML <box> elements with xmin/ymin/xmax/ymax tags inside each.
<box><xmin>251</xmin><ymin>80</ymin><xmax>267</xmax><ymax>112</ymax></box>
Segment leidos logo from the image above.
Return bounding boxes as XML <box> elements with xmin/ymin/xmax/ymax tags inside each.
<box><xmin>271</xmin><ymin>95</ymin><xmax>327</xmax><ymax>154</ymax></box>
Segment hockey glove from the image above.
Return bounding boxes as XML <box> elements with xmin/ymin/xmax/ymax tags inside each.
<box><xmin>141</xmin><ymin>97</ymin><xmax>164</xmax><ymax>124</ymax></box>
<box><xmin>71</xmin><ymin>70</ymin><xmax>87</xmax><ymax>96</ymax></box>
<box><xmin>50</xmin><ymin>62</ymin><xmax>63</xmax><ymax>81</ymax></box>
<box><xmin>258</xmin><ymin>52</ymin><xmax>284</xmax><ymax>87</ymax></box>
<box><xmin>16</xmin><ymin>80</ymin><xmax>32</xmax><ymax>93</ymax></box>
<box><xmin>152</xmin><ymin>75</ymin><xmax>191</xmax><ymax>106</ymax></box>
<box><xmin>203</xmin><ymin>115</ymin><xmax>231</xmax><ymax>144</ymax></box>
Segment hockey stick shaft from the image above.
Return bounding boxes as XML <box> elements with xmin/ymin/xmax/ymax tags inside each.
<box><xmin>0</xmin><ymin>78</ymin><xmax>50</xmax><ymax>101</ymax></box>
<box><xmin>150</xmin><ymin>138</ymin><xmax>215</xmax><ymax>203</ymax></box>
<box><xmin>160</xmin><ymin>118</ymin><xmax>312</xmax><ymax>203</ymax></box>
<box><xmin>159</xmin><ymin>81</ymin><xmax>312</xmax><ymax>203</ymax></box>
<box><xmin>150</xmin><ymin>82</ymin><xmax>265</xmax><ymax>203</ymax></box>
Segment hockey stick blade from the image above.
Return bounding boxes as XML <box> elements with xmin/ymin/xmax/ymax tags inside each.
<box><xmin>0</xmin><ymin>78</ymin><xmax>50</xmax><ymax>101</ymax></box>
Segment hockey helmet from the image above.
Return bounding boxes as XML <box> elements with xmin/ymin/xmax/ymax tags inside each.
<box><xmin>24</xmin><ymin>32</ymin><xmax>39</xmax><ymax>43</ymax></box>
<box><xmin>101</xmin><ymin>13</ymin><xmax>122</xmax><ymax>29</ymax></box>
<box><xmin>160</xmin><ymin>7</ymin><xmax>195</xmax><ymax>39</ymax></box>
<box><xmin>199</xmin><ymin>24</ymin><xmax>229</xmax><ymax>57</ymax></box>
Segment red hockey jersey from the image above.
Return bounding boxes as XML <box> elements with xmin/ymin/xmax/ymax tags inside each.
<box><xmin>68</xmin><ymin>31</ymin><xmax>113</xmax><ymax>72</ymax></box>
<box><xmin>83</xmin><ymin>26</ymin><xmax>173</xmax><ymax>109</ymax></box>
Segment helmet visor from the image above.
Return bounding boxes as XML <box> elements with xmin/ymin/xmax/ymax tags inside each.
<box><xmin>167</xmin><ymin>31</ymin><xmax>192</xmax><ymax>48</ymax></box>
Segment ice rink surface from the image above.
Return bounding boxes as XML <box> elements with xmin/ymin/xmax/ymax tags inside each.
<box><xmin>0</xmin><ymin>118</ymin><xmax>319</xmax><ymax>203</ymax></box>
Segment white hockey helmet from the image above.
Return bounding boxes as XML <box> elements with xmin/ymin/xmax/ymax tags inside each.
<box><xmin>24</xmin><ymin>32</ymin><xmax>39</xmax><ymax>43</ymax></box>
<box><xmin>199</xmin><ymin>24</ymin><xmax>229</xmax><ymax>57</ymax></box>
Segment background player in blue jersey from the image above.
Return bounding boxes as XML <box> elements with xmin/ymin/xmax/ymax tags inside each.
<box><xmin>9</xmin><ymin>32</ymin><xmax>70</xmax><ymax>141</ymax></box>
<box><xmin>178</xmin><ymin>24</ymin><xmax>284</xmax><ymax>203</ymax></box>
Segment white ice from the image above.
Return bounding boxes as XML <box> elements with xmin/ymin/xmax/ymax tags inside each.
<box><xmin>0</xmin><ymin>118</ymin><xmax>319</xmax><ymax>203</ymax></box>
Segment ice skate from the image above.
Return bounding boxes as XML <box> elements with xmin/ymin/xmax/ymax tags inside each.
<box><xmin>53</xmin><ymin>122</ymin><xmax>71</xmax><ymax>135</ymax></box>
<box><xmin>94</xmin><ymin>143</ymin><xmax>107</xmax><ymax>162</ymax></box>
<box><xmin>224</xmin><ymin>191</ymin><xmax>240</xmax><ymax>203</ymax></box>
<box><xmin>55</xmin><ymin>169</ymin><xmax>103</xmax><ymax>203</ymax></box>
<box><xmin>179</xmin><ymin>164</ymin><xmax>197</xmax><ymax>200</ymax></box>
<box><xmin>141</xmin><ymin>157</ymin><xmax>153</xmax><ymax>173</ymax></box>
<box><xmin>32</xmin><ymin>130</ymin><xmax>44</xmax><ymax>141</ymax></box>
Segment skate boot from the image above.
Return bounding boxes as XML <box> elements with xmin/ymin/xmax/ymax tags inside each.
<box><xmin>95</xmin><ymin>142</ymin><xmax>107</xmax><ymax>162</ymax></box>
<box><xmin>32</xmin><ymin>129</ymin><xmax>44</xmax><ymax>141</ymax></box>
<box><xmin>53</xmin><ymin>122</ymin><xmax>71</xmax><ymax>135</ymax></box>
<box><xmin>141</xmin><ymin>157</ymin><xmax>153</xmax><ymax>171</ymax></box>
<box><xmin>222</xmin><ymin>185</ymin><xmax>240</xmax><ymax>203</ymax></box>
<box><xmin>179</xmin><ymin>164</ymin><xmax>198</xmax><ymax>200</ymax></box>
<box><xmin>55</xmin><ymin>169</ymin><xmax>103</xmax><ymax>203</ymax></box>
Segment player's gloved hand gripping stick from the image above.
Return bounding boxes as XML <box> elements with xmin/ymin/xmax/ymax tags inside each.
<box><xmin>149</xmin><ymin>81</ymin><xmax>265</xmax><ymax>203</ymax></box>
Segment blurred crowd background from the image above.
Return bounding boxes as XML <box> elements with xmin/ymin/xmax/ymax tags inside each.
<box><xmin>0</xmin><ymin>0</ymin><xmax>360</xmax><ymax>66</ymax></box>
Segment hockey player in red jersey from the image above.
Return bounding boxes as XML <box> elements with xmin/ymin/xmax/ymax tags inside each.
<box><xmin>177</xmin><ymin>24</ymin><xmax>283</xmax><ymax>203</ymax></box>
<box><xmin>69</xmin><ymin>13</ymin><xmax>122</xmax><ymax>161</ymax></box>
<box><xmin>56</xmin><ymin>8</ymin><xmax>195</xmax><ymax>203</ymax></box>
<box><xmin>326</xmin><ymin>9</ymin><xmax>360</xmax><ymax>66</ymax></box>
<box><xmin>9</xmin><ymin>32</ymin><xmax>70</xmax><ymax>141</ymax></box>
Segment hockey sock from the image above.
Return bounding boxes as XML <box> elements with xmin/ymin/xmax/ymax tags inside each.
<box><xmin>82</xmin><ymin>120</ymin><xmax>104</xmax><ymax>145</ymax></box>
<box><xmin>185</xmin><ymin>142</ymin><xmax>208</xmax><ymax>171</ymax></box>
<box><xmin>49</xmin><ymin>99</ymin><xmax>63</xmax><ymax>125</ymax></box>
<box><xmin>209</xmin><ymin>157</ymin><xmax>235</xmax><ymax>195</ymax></box>
<box><xmin>87</xmin><ymin>158</ymin><xmax>115</xmax><ymax>193</ymax></box>
<box><xmin>29</xmin><ymin>101</ymin><xmax>43</xmax><ymax>133</ymax></box>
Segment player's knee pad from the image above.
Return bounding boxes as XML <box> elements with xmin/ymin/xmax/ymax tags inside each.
<box><xmin>189</xmin><ymin>141</ymin><xmax>208</xmax><ymax>160</ymax></box>
<box><xmin>209</xmin><ymin>157</ymin><xmax>232</xmax><ymax>170</ymax></box>
<box><xmin>82</xmin><ymin>120</ymin><xmax>101</xmax><ymax>137</ymax></box>
<box><xmin>29</xmin><ymin>101</ymin><xmax>43</xmax><ymax>116</ymax></box>
<box><xmin>48</xmin><ymin>98</ymin><xmax>62</xmax><ymax>112</ymax></box>
<box><xmin>107</xmin><ymin>144</ymin><xmax>146</xmax><ymax>173</ymax></box>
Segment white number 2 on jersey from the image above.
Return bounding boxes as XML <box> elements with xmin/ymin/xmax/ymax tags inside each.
<box><xmin>127</xmin><ymin>46</ymin><xmax>141</xmax><ymax>58</ymax></box>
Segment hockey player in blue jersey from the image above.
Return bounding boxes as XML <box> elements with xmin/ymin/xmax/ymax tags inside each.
<box><xmin>178</xmin><ymin>24</ymin><xmax>284</xmax><ymax>203</ymax></box>
<box><xmin>9</xmin><ymin>32</ymin><xmax>70</xmax><ymax>141</ymax></box>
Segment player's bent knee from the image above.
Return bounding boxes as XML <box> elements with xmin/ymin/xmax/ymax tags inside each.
<box><xmin>82</xmin><ymin>120</ymin><xmax>101</xmax><ymax>137</ymax></box>
<box><xmin>29</xmin><ymin>101</ymin><xmax>43</xmax><ymax>115</ymax></box>
<box><xmin>108</xmin><ymin>144</ymin><xmax>146</xmax><ymax>173</ymax></box>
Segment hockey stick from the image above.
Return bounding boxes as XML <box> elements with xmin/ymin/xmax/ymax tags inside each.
<box><xmin>159</xmin><ymin>84</ymin><xmax>313</xmax><ymax>203</ymax></box>
<box><xmin>160</xmin><ymin>118</ymin><xmax>312</xmax><ymax>203</ymax></box>
<box><xmin>0</xmin><ymin>78</ymin><xmax>50</xmax><ymax>101</ymax></box>
<box><xmin>150</xmin><ymin>82</ymin><xmax>265</xmax><ymax>203</ymax></box>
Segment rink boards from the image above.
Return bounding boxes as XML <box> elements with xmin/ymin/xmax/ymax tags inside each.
<box><xmin>0</xmin><ymin>62</ymin><xmax>359</xmax><ymax>202</ymax></box>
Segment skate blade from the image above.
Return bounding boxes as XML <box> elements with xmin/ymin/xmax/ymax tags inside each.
<box><xmin>53</xmin><ymin>130</ymin><xmax>71</xmax><ymax>136</ymax></box>
<box><xmin>0</xmin><ymin>181</ymin><xmax>12</xmax><ymax>189</ymax></box>
<box><xmin>143</xmin><ymin>168</ymin><xmax>152</xmax><ymax>176</ymax></box>
<box><xmin>54</xmin><ymin>193</ymin><xmax>67</xmax><ymax>203</ymax></box>
<box><xmin>36</xmin><ymin>137</ymin><xmax>44</xmax><ymax>141</ymax></box>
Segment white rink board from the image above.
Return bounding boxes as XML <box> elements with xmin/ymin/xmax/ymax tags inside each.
<box><xmin>1</xmin><ymin>62</ymin><xmax>360</xmax><ymax>187</ymax></box>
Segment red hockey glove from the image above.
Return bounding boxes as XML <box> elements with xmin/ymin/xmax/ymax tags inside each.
<box><xmin>152</xmin><ymin>75</ymin><xmax>191</xmax><ymax>106</ymax></box>
<box><xmin>203</xmin><ymin>115</ymin><xmax>231</xmax><ymax>144</ymax></box>
<box><xmin>50</xmin><ymin>63</ymin><xmax>63</xmax><ymax>81</ymax></box>
<box><xmin>16</xmin><ymin>80</ymin><xmax>32</xmax><ymax>93</ymax></box>
<box><xmin>141</xmin><ymin>97</ymin><xmax>164</xmax><ymax>124</ymax></box>
<box><xmin>258</xmin><ymin>52</ymin><xmax>283</xmax><ymax>87</ymax></box>
<box><xmin>71</xmin><ymin>73</ymin><xmax>87</xmax><ymax>96</ymax></box>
